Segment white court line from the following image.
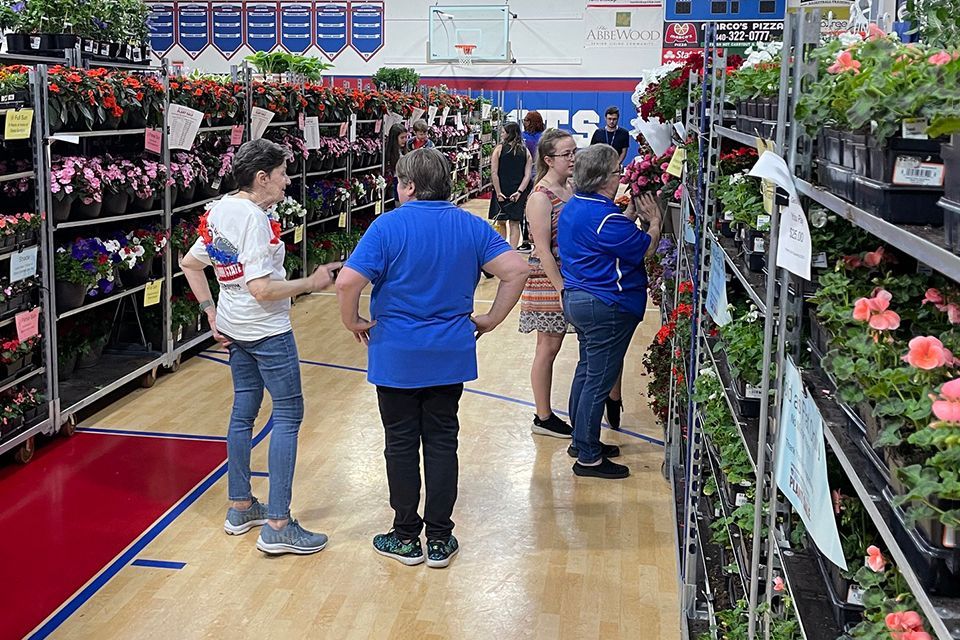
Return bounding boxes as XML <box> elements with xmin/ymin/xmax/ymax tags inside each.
<box><xmin>311</xmin><ymin>291</ymin><xmax>498</xmax><ymax>304</ymax></box>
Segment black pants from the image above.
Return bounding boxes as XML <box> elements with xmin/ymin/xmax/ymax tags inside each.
<box><xmin>376</xmin><ymin>383</ymin><xmax>463</xmax><ymax>540</ymax></box>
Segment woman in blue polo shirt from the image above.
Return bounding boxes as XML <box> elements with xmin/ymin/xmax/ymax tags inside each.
<box><xmin>336</xmin><ymin>148</ymin><xmax>529</xmax><ymax>567</ymax></box>
<box><xmin>557</xmin><ymin>144</ymin><xmax>661</xmax><ymax>479</ymax></box>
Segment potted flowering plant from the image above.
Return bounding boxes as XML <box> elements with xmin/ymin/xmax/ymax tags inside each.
<box><xmin>0</xmin><ymin>334</ymin><xmax>39</xmax><ymax>379</ymax></box>
<box><xmin>0</xmin><ymin>211</ymin><xmax>41</xmax><ymax>252</ymax></box>
<box><xmin>170</xmin><ymin>76</ymin><xmax>240</xmax><ymax>124</ymax></box>
<box><xmin>47</xmin><ymin>66</ymin><xmax>125</xmax><ymax>131</ymax></box>
<box><xmin>270</xmin><ymin>196</ymin><xmax>306</xmax><ymax>230</ymax></box>
<box><xmin>0</xmin><ymin>158</ymin><xmax>34</xmax><ymax>209</ymax></box>
<box><xmin>251</xmin><ymin>80</ymin><xmax>293</xmax><ymax>119</ymax></box>
<box><xmin>125</xmin><ymin>227</ymin><xmax>167</xmax><ymax>282</ymax></box>
<box><xmin>0</xmin><ymin>64</ymin><xmax>29</xmax><ymax>107</ymax></box>
<box><xmin>130</xmin><ymin>159</ymin><xmax>166</xmax><ymax>210</ymax></box>
<box><xmin>170</xmin><ymin>218</ymin><xmax>199</xmax><ymax>265</ymax></box>
<box><xmin>49</xmin><ymin>156</ymin><xmax>104</xmax><ymax>222</ymax></box>
<box><xmin>171</xmin><ymin>292</ymin><xmax>200</xmax><ymax>343</ymax></box>
<box><xmin>9</xmin><ymin>386</ymin><xmax>44</xmax><ymax>424</ymax></box>
<box><xmin>0</xmin><ymin>277</ymin><xmax>36</xmax><ymax>316</ymax></box>
<box><xmin>727</xmin><ymin>42</ymin><xmax>783</xmax><ymax>121</ymax></box>
<box><xmin>54</xmin><ymin>237</ymin><xmax>117</xmax><ymax>310</ymax></box>
<box><xmin>169</xmin><ymin>151</ymin><xmax>208</xmax><ymax>205</ymax></box>
<box><xmin>100</xmin><ymin>157</ymin><xmax>139</xmax><ymax>214</ymax></box>
<box><xmin>269</xmin><ymin>130</ymin><xmax>308</xmax><ymax>174</ymax></box>
<box><xmin>0</xmin><ymin>401</ymin><xmax>22</xmax><ymax>438</ymax></box>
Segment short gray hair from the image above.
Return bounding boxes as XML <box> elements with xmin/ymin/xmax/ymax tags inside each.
<box><xmin>396</xmin><ymin>147</ymin><xmax>452</xmax><ymax>201</ymax></box>
<box><xmin>232</xmin><ymin>139</ymin><xmax>288</xmax><ymax>189</ymax></box>
<box><xmin>574</xmin><ymin>144</ymin><xmax>619</xmax><ymax>194</ymax></box>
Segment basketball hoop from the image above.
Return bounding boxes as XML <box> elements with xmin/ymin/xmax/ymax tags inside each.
<box><xmin>454</xmin><ymin>43</ymin><xmax>476</xmax><ymax>66</ymax></box>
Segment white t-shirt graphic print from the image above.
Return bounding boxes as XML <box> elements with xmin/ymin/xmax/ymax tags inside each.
<box><xmin>189</xmin><ymin>195</ymin><xmax>291</xmax><ymax>341</ymax></box>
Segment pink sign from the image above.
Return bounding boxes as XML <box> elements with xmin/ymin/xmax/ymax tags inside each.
<box><xmin>230</xmin><ymin>124</ymin><xmax>244</xmax><ymax>146</ymax></box>
<box><xmin>339</xmin><ymin>122</ymin><xmax>348</xmax><ymax>137</ymax></box>
<box><xmin>15</xmin><ymin>308</ymin><xmax>39</xmax><ymax>341</ymax></box>
<box><xmin>298</xmin><ymin>112</ymin><xmax>305</xmax><ymax>130</ymax></box>
<box><xmin>144</xmin><ymin>128</ymin><xmax>162</xmax><ymax>154</ymax></box>
<box><xmin>375</xmin><ymin>119</ymin><xmax>382</xmax><ymax>133</ymax></box>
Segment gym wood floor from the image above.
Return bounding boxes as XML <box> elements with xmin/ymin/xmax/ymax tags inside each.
<box><xmin>31</xmin><ymin>201</ymin><xmax>680</xmax><ymax>640</ymax></box>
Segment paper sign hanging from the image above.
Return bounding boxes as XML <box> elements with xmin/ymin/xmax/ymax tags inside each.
<box><xmin>440</xmin><ymin>106</ymin><xmax>450</xmax><ymax>124</ymax></box>
<box><xmin>776</xmin><ymin>358</ymin><xmax>848</xmax><ymax>571</ymax></box>
<box><xmin>339</xmin><ymin>122</ymin><xmax>348</xmax><ymax>137</ymax></box>
<box><xmin>144</xmin><ymin>128</ymin><xmax>163</xmax><ymax>155</ymax></box>
<box><xmin>168</xmin><ymin>103</ymin><xmax>204</xmax><ymax>150</ymax></box>
<box><xmin>410</xmin><ymin>107</ymin><xmax>425</xmax><ymax>124</ymax></box>
<box><xmin>749</xmin><ymin>150</ymin><xmax>812</xmax><ymax>281</ymax></box>
<box><xmin>349</xmin><ymin>115</ymin><xmax>357</xmax><ymax>142</ymax></box>
<box><xmin>455</xmin><ymin>113</ymin><xmax>464</xmax><ymax>129</ymax></box>
<box><xmin>375</xmin><ymin>201</ymin><xmax>382</xmax><ymax>215</ymax></box>
<box><xmin>9</xmin><ymin>246</ymin><xmax>37</xmax><ymax>283</ymax></box>
<box><xmin>14</xmin><ymin>308</ymin><xmax>39</xmax><ymax>341</ymax></box>
<box><xmin>338</xmin><ymin>211</ymin><xmax>347</xmax><ymax>228</ymax></box>
<box><xmin>673</xmin><ymin>121</ymin><xmax>686</xmax><ymax>139</ymax></box>
<box><xmin>666</xmin><ymin>148</ymin><xmax>686</xmax><ymax>177</ymax></box>
<box><xmin>304</xmin><ymin>116</ymin><xmax>321</xmax><ymax>150</ymax></box>
<box><xmin>481</xmin><ymin>103</ymin><xmax>491</xmax><ymax>119</ymax></box>
<box><xmin>383</xmin><ymin>111</ymin><xmax>402</xmax><ymax>135</ymax></box>
<box><xmin>635</xmin><ymin>117</ymin><xmax>673</xmax><ymax>158</ymax></box>
<box><xmin>374</xmin><ymin>119</ymin><xmax>382</xmax><ymax>133</ymax></box>
<box><xmin>250</xmin><ymin>107</ymin><xmax>275</xmax><ymax>140</ymax></box>
<box><xmin>143</xmin><ymin>279</ymin><xmax>163</xmax><ymax>306</ymax></box>
<box><xmin>427</xmin><ymin>105</ymin><xmax>438</xmax><ymax>123</ymax></box>
<box><xmin>51</xmin><ymin>133</ymin><xmax>80</xmax><ymax>144</ymax></box>
<box><xmin>230</xmin><ymin>125</ymin><xmax>245</xmax><ymax>146</ymax></box>
<box><xmin>4</xmin><ymin>109</ymin><xmax>33</xmax><ymax>140</ymax></box>
<box><xmin>705</xmin><ymin>239</ymin><xmax>732</xmax><ymax>326</ymax></box>
<box><xmin>298</xmin><ymin>112</ymin><xmax>305</xmax><ymax>130</ymax></box>
<box><xmin>294</xmin><ymin>225</ymin><xmax>304</xmax><ymax>243</ymax></box>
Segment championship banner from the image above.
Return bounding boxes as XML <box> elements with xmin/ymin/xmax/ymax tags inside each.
<box><xmin>245</xmin><ymin>2</ymin><xmax>279</xmax><ymax>53</ymax></box>
<box><xmin>148</xmin><ymin>2</ymin><xmax>176</xmax><ymax>56</ymax></box>
<box><xmin>349</xmin><ymin>1</ymin><xmax>384</xmax><ymax>61</ymax></box>
<box><xmin>176</xmin><ymin>2</ymin><xmax>211</xmax><ymax>59</ymax></box>
<box><xmin>280</xmin><ymin>1</ymin><xmax>313</xmax><ymax>54</ymax></box>
<box><xmin>315</xmin><ymin>1</ymin><xmax>348</xmax><ymax>59</ymax></box>
<box><xmin>211</xmin><ymin>1</ymin><xmax>243</xmax><ymax>58</ymax></box>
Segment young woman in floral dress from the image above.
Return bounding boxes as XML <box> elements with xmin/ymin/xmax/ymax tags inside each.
<box><xmin>521</xmin><ymin>129</ymin><xmax>577</xmax><ymax>438</ymax></box>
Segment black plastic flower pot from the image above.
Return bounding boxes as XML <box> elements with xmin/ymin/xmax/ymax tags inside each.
<box><xmin>731</xmin><ymin>377</ymin><xmax>761</xmax><ymax>418</ymax></box>
<box><xmin>817</xmin><ymin>161</ymin><xmax>855</xmax><ymax>203</ymax></box>
<box><xmin>0</xmin><ymin>89</ymin><xmax>30</xmax><ymax>108</ymax></box>
<box><xmin>335</xmin><ymin>155</ymin><xmax>348</xmax><ymax>169</ymax></box>
<box><xmin>941</xmin><ymin>198</ymin><xmax>960</xmax><ymax>255</ymax></box>
<box><xmin>51</xmin><ymin>194</ymin><xmax>76</xmax><ymax>223</ymax></box>
<box><xmin>57</xmin><ymin>352</ymin><xmax>77</xmax><ymax>381</ymax></box>
<box><xmin>55</xmin><ymin>280</ymin><xmax>88</xmax><ymax>312</ymax></box>
<box><xmin>196</xmin><ymin>181</ymin><xmax>220</xmax><ymax>198</ymax></box>
<box><xmin>863</xmin><ymin>134</ymin><xmax>944</xmax><ymax>183</ymax></box>
<box><xmin>4</xmin><ymin>33</ymin><xmax>30</xmax><ymax>53</ymax></box>
<box><xmin>842</xmin><ymin>130</ymin><xmax>866</xmax><ymax>173</ymax></box>
<box><xmin>822</xmin><ymin>127</ymin><xmax>844</xmax><ymax>165</ymax></box>
<box><xmin>123</xmin><ymin>260</ymin><xmax>152</xmax><ymax>286</ymax></box>
<box><xmin>813</xmin><ymin>548</ymin><xmax>865</xmax><ymax>628</ymax></box>
<box><xmin>220</xmin><ymin>175</ymin><xmax>238</xmax><ymax>193</ymax></box>
<box><xmin>73</xmin><ymin>199</ymin><xmax>103</xmax><ymax>220</ymax></box>
<box><xmin>78</xmin><ymin>336</ymin><xmax>108</xmax><ymax>368</ymax></box>
<box><xmin>852</xmin><ymin>176</ymin><xmax>944</xmax><ymax>225</ymax></box>
<box><xmin>102</xmin><ymin>191</ymin><xmax>130</xmax><ymax>215</ymax></box>
<box><xmin>176</xmin><ymin>183</ymin><xmax>196</xmax><ymax>205</ymax></box>
<box><xmin>55</xmin><ymin>33</ymin><xmax>79</xmax><ymax>49</ymax></box>
<box><xmin>0</xmin><ymin>355</ymin><xmax>26</xmax><ymax>382</ymax></box>
<box><xmin>943</xmin><ymin>135</ymin><xmax>960</xmax><ymax>203</ymax></box>
<box><xmin>131</xmin><ymin>194</ymin><xmax>156</xmax><ymax>212</ymax></box>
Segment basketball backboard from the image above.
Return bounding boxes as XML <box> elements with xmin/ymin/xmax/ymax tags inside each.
<box><xmin>427</xmin><ymin>5</ymin><xmax>511</xmax><ymax>63</ymax></box>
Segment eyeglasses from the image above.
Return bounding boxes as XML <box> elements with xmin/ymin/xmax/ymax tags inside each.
<box><xmin>547</xmin><ymin>150</ymin><xmax>577</xmax><ymax>159</ymax></box>
<box><xmin>610</xmin><ymin>166</ymin><xmax>624</xmax><ymax>176</ymax></box>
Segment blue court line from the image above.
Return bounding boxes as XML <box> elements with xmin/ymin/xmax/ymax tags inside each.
<box><xmin>197</xmin><ymin>352</ymin><xmax>666</xmax><ymax>447</ymax></box>
<box><xmin>251</xmin><ymin>471</ymin><xmax>269</xmax><ymax>477</ymax></box>
<box><xmin>130</xmin><ymin>559</ymin><xmax>186</xmax><ymax>570</ymax></box>
<box><xmin>28</xmin><ymin>417</ymin><xmax>275</xmax><ymax>640</ymax></box>
<box><xmin>77</xmin><ymin>427</ymin><xmax>228</xmax><ymax>442</ymax></box>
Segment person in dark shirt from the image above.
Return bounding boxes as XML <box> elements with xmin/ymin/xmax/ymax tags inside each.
<box><xmin>589</xmin><ymin>106</ymin><xmax>630</xmax><ymax>164</ymax></box>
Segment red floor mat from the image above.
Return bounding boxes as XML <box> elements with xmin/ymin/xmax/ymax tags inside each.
<box><xmin>0</xmin><ymin>432</ymin><xmax>226</xmax><ymax>640</ymax></box>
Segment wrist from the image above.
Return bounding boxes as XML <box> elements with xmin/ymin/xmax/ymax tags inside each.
<box><xmin>199</xmin><ymin>299</ymin><xmax>215</xmax><ymax>314</ymax></box>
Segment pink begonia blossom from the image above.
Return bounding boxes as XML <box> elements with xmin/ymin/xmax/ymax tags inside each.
<box><xmin>929</xmin><ymin>51</ymin><xmax>952</xmax><ymax>66</ymax></box>
<box><xmin>866</xmin><ymin>23</ymin><xmax>886</xmax><ymax>40</ymax></box>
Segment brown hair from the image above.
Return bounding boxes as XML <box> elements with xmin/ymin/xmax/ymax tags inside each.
<box><xmin>535</xmin><ymin>128</ymin><xmax>574</xmax><ymax>184</ymax></box>
<box><xmin>412</xmin><ymin>119</ymin><xmax>430</xmax><ymax>133</ymax></box>
<box><xmin>523</xmin><ymin>111</ymin><xmax>545</xmax><ymax>133</ymax></box>
<box><xmin>501</xmin><ymin>121</ymin><xmax>526</xmax><ymax>157</ymax></box>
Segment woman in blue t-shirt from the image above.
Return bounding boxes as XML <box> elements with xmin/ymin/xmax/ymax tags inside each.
<box><xmin>519</xmin><ymin>111</ymin><xmax>545</xmax><ymax>251</ymax></box>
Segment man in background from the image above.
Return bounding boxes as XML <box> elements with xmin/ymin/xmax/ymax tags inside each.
<box><xmin>589</xmin><ymin>106</ymin><xmax>630</xmax><ymax>164</ymax></box>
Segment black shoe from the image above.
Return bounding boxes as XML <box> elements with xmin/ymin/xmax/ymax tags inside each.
<box><xmin>532</xmin><ymin>413</ymin><xmax>573</xmax><ymax>438</ymax></box>
<box><xmin>426</xmin><ymin>535</ymin><xmax>459</xmax><ymax>568</ymax></box>
<box><xmin>572</xmin><ymin>458</ymin><xmax>630</xmax><ymax>479</ymax></box>
<box><xmin>567</xmin><ymin>442</ymin><xmax>621</xmax><ymax>458</ymax></box>
<box><xmin>517</xmin><ymin>242</ymin><xmax>533</xmax><ymax>253</ymax></box>
<box><xmin>605</xmin><ymin>397</ymin><xmax>623</xmax><ymax>430</ymax></box>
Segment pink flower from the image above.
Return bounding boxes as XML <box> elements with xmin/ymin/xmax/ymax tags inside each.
<box><xmin>929</xmin><ymin>51</ymin><xmax>952</xmax><ymax>66</ymax></box>
<box><xmin>853</xmin><ymin>297</ymin><xmax>872</xmax><ymax>321</ymax></box>
<box><xmin>932</xmin><ymin>378</ymin><xmax>960</xmax><ymax>423</ymax></box>
<box><xmin>863</xmin><ymin>246</ymin><xmax>885</xmax><ymax>267</ymax></box>
<box><xmin>870</xmin><ymin>310</ymin><xmax>901</xmax><ymax>331</ymax></box>
<box><xmin>866</xmin><ymin>546</ymin><xmax>885</xmax><ymax>572</ymax></box>
<box><xmin>902</xmin><ymin>632</ymin><xmax>932</xmax><ymax>640</ymax></box>
<box><xmin>923</xmin><ymin>288</ymin><xmax>944</xmax><ymax>306</ymax></box>
<box><xmin>904</xmin><ymin>336</ymin><xmax>948</xmax><ymax>370</ymax></box>
<box><xmin>828</xmin><ymin>50</ymin><xmax>862</xmax><ymax>74</ymax></box>
<box><xmin>639</xmin><ymin>160</ymin><xmax>651</xmax><ymax>171</ymax></box>
<box><xmin>866</xmin><ymin>23</ymin><xmax>886</xmax><ymax>40</ymax></box>
<box><xmin>948</xmin><ymin>304</ymin><xmax>960</xmax><ymax>325</ymax></box>
<box><xmin>773</xmin><ymin>576</ymin><xmax>785</xmax><ymax>592</ymax></box>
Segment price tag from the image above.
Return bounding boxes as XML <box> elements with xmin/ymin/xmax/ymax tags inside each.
<box><xmin>15</xmin><ymin>308</ymin><xmax>39</xmax><ymax>341</ymax></box>
<box><xmin>674</xmin><ymin>121</ymin><xmax>686</xmax><ymax>139</ymax></box>
<box><xmin>303</xmin><ymin>116</ymin><xmax>321</xmax><ymax>150</ymax></box>
<box><xmin>812</xmin><ymin>252</ymin><xmax>828</xmax><ymax>269</ymax></box>
<box><xmin>427</xmin><ymin>105</ymin><xmax>438</xmax><ymax>123</ymax></box>
<box><xmin>410</xmin><ymin>107</ymin><xmax>425</xmax><ymax>124</ymax></box>
<box><xmin>144</xmin><ymin>127</ymin><xmax>162</xmax><ymax>154</ymax></box>
<box><xmin>132</xmin><ymin>46</ymin><xmax>142</xmax><ymax>62</ymax></box>
<box><xmin>375</xmin><ymin>119</ymin><xmax>382</xmax><ymax>133</ymax></box>
<box><xmin>298</xmin><ymin>112</ymin><xmax>305</xmax><ymax>130</ymax></box>
<box><xmin>375</xmin><ymin>201</ymin><xmax>382</xmax><ymax>215</ymax></box>
<box><xmin>666</xmin><ymin>148</ymin><xmax>686</xmax><ymax>177</ymax></box>
<box><xmin>847</xmin><ymin>585</ymin><xmax>865</xmax><ymax>606</ymax></box>
<box><xmin>349</xmin><ymin>115</ymin><xmax>357</xmax><ymax>142</ymax></box>
<box><xmin>230</xmin><ymin>125</ymin><xmax>245</xmax><ymax>146</ymax></box>
<box><xmin>455</xmin><ymin>112</ymin><xmax>464</xmax><ymax>129</ymax></box>
<box><xmin>250</xmin><ymin>107</ymin><xmax>275</xmax><ymax>141</ymax></box>
<box><xmin>338</xmin><ymin>211</ymin><xmax>347</xmax><ymax>228</ymax></box>
<box><xmin>745</xmin><ymin>384</ymin><xmax>763</xmax><ymax>399</ymax></box>
<box><xmin>4</xmin><ymin>109</ymin><xmax>34</xmax><ymax>140</ymax></box>
<box><xmin>902</xmin><ymin>118</ymin><xmax>929</xmax><ymax>140</ymax></box>
<box><xmin>735</xmin><ymin>493</ymin><xmax>749</xmax><ymax>506</ymax></box>
<box><xmin>167</xmin><ymin>103</ymin><xmax>204</xmax><ymax>150</ymax></box>
<box><xmin>143</xmin><ymin>279</ymin><xmax>163</xmax><ymax>306</ymax></box>
<box><xmin>339</xmin><ymin>122</ymin><xmax>348</xmax><ymax>137</ymax></box>
<box><xmin>893</xmin><ymin>157</ymin><xmax>944</xmax><ymax>187</ymax></box>
<box><xmin>756</xmin><ymin>214</ymin><xmax>771</xmax><ymax>232</ymax></box>
<box><xmin>481</xmin><ymin>103</ymin><xmax>491</xmax><ymax>119</ymax></box>
<box><xmin>9</xmin><ymin>246</ymin><xmax>37</xmax><ymax>282</ymax></box>
<box><xmin>294</xmin><ymin>225</ymin><xmax>303</xmax><ymax>243</ymax></box>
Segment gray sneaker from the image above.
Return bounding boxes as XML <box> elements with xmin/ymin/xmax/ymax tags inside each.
<box><xmin>224</xmin><ymin>498</ymin><xmax>269</xmax><ymax>535</ymax></box>
<box><xmin>256</xmin><ymin>519</ymin><xmax>328</xmax><ymax>555</ymax></box>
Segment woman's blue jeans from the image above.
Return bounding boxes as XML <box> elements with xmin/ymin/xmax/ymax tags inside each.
<box><xmin>563</xmin><ymin>290</ymin><xmax>641</xmax><ymax>464</ymax></box>
<box><xmin>226</xmin><ymin>330</ymin><xmax>304</xmax><ymax>520</ymax></box>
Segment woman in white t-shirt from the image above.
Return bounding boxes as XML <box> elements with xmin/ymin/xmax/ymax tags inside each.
<box><xmin>180</xmin><ymin>139</ymin><xmax>340</xmax><ymax>556</ymax></box>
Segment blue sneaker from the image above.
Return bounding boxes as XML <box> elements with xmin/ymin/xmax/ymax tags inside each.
<box><xmin>223</xmin><ymin>498</ymin><xmax>269</xmax><ymax>535</ymax></box>
<box><xmin>373</xmin><ymin>530</ymin><xmax>424</xmax><ymax>566</ymax></box>
<box><xmin>426</xmin><ymin>535</ymin><xmax>459</xmax><ymax>568</ymax></box>
<box><xmin>256</xmin><ymin>519</ymin><xmax>328</xmax><ymax>555</ymax></box>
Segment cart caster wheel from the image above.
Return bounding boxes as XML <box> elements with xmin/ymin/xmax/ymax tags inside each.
<box><xmin>14</xmin><ymin>437</ymin><xmax>34</xmax><ymax>464</ymax></box>
<box><xmin>62</xmin><ymin>415</ymin><xmax>78</xmax><ymax>437</ymax></box>
<box><xmin>169</xmin><ymin>355</ymin><xmax>182</xmax><ymax>373</ymax></box>
<box><xmin>141</xmin><ymin>367</ymin><xmax>159</xmax><ymax>388</ymax></box>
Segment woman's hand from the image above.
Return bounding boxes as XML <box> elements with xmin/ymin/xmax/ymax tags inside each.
<box><xmin>308</xmin><ymin>262</ymin><xmax>343</xmax><ymax>292</ymax></box>
<box><xmin>497</xmin><ymin>192</ymin><xmax>506</xmax><ymax>202</ymax></box>
<box><xmin>204</xmin><ymin>307</ymin><xmax>231</xmax><ymax>347</ymax></box>
<box><xmin>509</xmin><ymin>191</ymin><xmax>521</xmax><ymax>202</ymax></box>
<box><xmin>345</xmin><ymin>315</ymin><xmax>376</xmax><ymax>345</ymax></box>
<box><xmin>635</xmin><ymin>192</ymin><xmax>662</xmax><ymax>226</ymax></box>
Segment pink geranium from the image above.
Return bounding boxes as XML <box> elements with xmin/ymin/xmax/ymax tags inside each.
<box><xmin>852</xmin><ymin>289</ymin><xmax>900</xmax><ymax>331</ymax></box>
<box><xmin>929</xmin><ymin>51</ymin><xmax>952</xmax><ymax>66</ymax></box>
<box><xmin>772</xmin><ymin>576</ymin><xmax>785</xmax><ymax>592</ymax></box>
<box><xmin>903</xmin><ymin>336</ymin><xmax>949</xmax><ymax>370</ymax></box>
<box><xmin>828</xmin><ymin>50</ymin><xmax>862</xmax><ymax>74</ymax></box>
<box><xmin>866</xmin><ymin>545</ymin><xmax>885</xmax><ymax>572</ymax></box>
<box><xmin>932</xmin><ymin>378</ymin><xmax>960</xmax><ymax>423</ymax></box>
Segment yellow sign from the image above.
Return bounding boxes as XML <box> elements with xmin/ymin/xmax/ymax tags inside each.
<box><xmin>4</xmin><ymin>109</ymin><xmax>34</xmax><ymax>140</ymax></box>
<box><xmin>756</xmin><ymin>138</ymin><xmax>776</xmax><ymax>214</ymax></box>
<box><xmin>143</xmin><ymin>279</ymin><xmax>163</xmax><ymax>307</ymax></box>
<box><xmin>294</xmin><ymin>225</ymin><xmax>303</xmax><ymax>243</ymax></box>
<box><xmin>666</xmin><ymin>148</ymin><xmax>686</xmax><ymax>178</ymax></box>
<box><xmin>338</xmin><ymin>212</ymin><xmax>346</xmax><ymax>228</ymax></box>
<box><xmin>375</xmin><ymin>201</ymin><xmax>382</xmax><ymax>215</ymax></box>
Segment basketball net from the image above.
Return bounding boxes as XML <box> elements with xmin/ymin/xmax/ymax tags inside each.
<box><xmin>454</xmin><ymin>43</ymin><xmax>476</xmax><ymax>66</ymax></box>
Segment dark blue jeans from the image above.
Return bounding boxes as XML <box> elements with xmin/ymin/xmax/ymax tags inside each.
<box><xmin>226</xmin><ymin>330</ymin><xmax>304</xmax><ymax>520</ymax></box>
<box><xmin>563</xmin><ymin>290</ymin><xmax>641</xmax><ymax>464</ymax></box>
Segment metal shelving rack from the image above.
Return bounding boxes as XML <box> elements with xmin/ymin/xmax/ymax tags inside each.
<box><xmin>667</xmin><ymin>7</ymin><xmax>960</xmax><ymax>640</ymax></box>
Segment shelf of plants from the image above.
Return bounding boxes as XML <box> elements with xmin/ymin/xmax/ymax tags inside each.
<box><xmin>0</xmin><ymin>49</ymin><xmax>500</xmax><ymax>462</ymax></box>
<box><xmin>637</xmin><ymin>9</ymin><xmax>960</xmax><ymax>640</ymax></box>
